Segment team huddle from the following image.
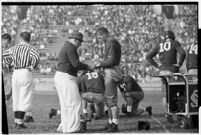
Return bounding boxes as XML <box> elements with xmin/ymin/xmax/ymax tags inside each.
<box><xmin>49</xmin><ymin>69</ymin><xmax>152</xmax><ymax>132</ymax></box>
<box><xmin>2</xmin><ymin>26</ymin><xmax>197</xmax><ymax>133</ymax></box>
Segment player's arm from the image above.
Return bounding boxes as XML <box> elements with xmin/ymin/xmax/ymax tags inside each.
<box><xmin>2</xmin><ymin>48</ymin><xmax>13</xmax><ymax>66</ymax></box>
<box><xmin>80</xmin><ymin>77</ymin><xmax>87</xmax><ymax>93</ymax></box>
<box><xmin>146</xmin><ymin>45</ymin><xmax>159</xmax><ymax>68</ymax></box>
<box><xmin>118</xmin><ymin>83</ymin><xmax>125</xmax><ymax>93</ymax></box>
<box><xmin>175</xmin><ymin>41</ymin><xmax>186</xmax><ymax>67</ymax></box>
<box><xmin>99</xmin><ymin>40</ymin><xmax>120</xmax><ymax>67</ymax></box>
<box><xmin>30</xmin><ymin>47</ymin><xmax>40</xmax><ymax>69</ymax></box>
<box><xmin>186</xmin><ymin>45</ymin><xmax>190</xmax><ymax>70</ymax></box>
<box><xmin>118</xmin><ymin>83</ymin><xmax>127</xmax><ymax>104</ymax></box>
<box><xmin>124</xmin><ymin>81</ymin><xmax>133</xmax><ymax>93</ymax></box>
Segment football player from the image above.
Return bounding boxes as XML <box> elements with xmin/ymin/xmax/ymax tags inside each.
<box><xmin>80</xmin><ymin>69</ymin><xmax>105</xmax><ymax>121</ymax></box>
<box><xmin>186</xmin><ymin>39</ymin><xmax>197</xmax><ymax>75</ymax></box>
<box><xmin>118</xmin><ymin>75</ymin><xmax>152</xmax><ymax>116</ymax></box>
<box><xmin>146</xmin><ymin>30</ymin><xmax>186</xmax><ymax>118</ymax></box>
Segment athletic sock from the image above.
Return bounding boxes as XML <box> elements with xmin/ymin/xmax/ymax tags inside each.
<box><xmin>57</xmin><ymin>110</ymin><xmax>61</xmax><ymax>115</ymax></box>
<box><xmin>109</xmin><ymin>119</ymin><xmax>112</xmax><ymax>124</ymax></box>
<box><xmin>83</xmin><ymin>109</ymin><xmax>87</xmax><ymax>114</ymax></box>
<box><xmin>127</xmin><ymin>105</ymin><xmax>132</xmax><ymax>112</ymax></box>
<box><xmin>112</xmin><ymin>119</ymin><xmax>118</xmax><ymax>125</ymax></box>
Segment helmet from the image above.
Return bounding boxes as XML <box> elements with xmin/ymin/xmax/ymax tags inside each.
<box><xmin>165</xmin><ymin>31</ymin><xmax>175</xmax><ymax>40</ymax></box>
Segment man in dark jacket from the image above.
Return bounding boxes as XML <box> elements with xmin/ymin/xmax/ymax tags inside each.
<box><xmin>54</xmin><ymin>31</ymin><xmax>93</xmax><ymax>133</ymax></box>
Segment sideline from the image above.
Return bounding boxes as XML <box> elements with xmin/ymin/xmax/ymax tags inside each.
<box><xmin>151</xmin><ymin>115</ymin><xmax>170</xmax><ymax>133</ymax></box>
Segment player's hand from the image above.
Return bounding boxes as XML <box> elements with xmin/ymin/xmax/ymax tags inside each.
<box><xmin>173</xmin><ymin>63</ymin><xmax>180</xmax><ymax>67</ymax></box>
<box><xmin>95</xmin><ymin>62</ymin><xmax>101</xmax><ymax>68</ymax></box>
<box><xmin>125</xmin><ymin>92</ymin><xmax>130</xmax><ymax>97</ymax></box>
<box><xmin>158</xmin><ymin>63</ymin><xmax>162</xmax><ymax>68</ymax></box>
<box><xmin>27</xmin><ymin>66</ymin><xmax>33</xmax><ymax>72</ymax></box>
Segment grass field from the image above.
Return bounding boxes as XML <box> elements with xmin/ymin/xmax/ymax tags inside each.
<box><xmin>5</xmin><ymin>90</ymin><xmax>199</xmax><ymax>134</ymax></box>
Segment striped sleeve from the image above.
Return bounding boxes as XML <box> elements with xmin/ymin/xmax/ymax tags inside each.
<box><xmin>3</xmin><ymin>48</ymin><xmax>13</xmax><ymax>65</ymax></box>
<box><xmin>29</xmin><ymin>47</ymin><xmax>40</xmax><ymax>68</ymax></box>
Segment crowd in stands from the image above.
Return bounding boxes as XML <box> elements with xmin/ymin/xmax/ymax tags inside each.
<box><xmin>2</xmin><ymin>5</ymin><xmax>197</xmax><ymax>82</ymax></box>
<box><xmin>2</xmin><ymin>6</ymin><xmax>19</xmax><ymax>44</ymax></box>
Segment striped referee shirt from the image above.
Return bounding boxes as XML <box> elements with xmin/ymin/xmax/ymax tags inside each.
<box><xmin>3</xmin><ymin>41</ymin><xmax>40</xmax><ymax>69</ymax></box>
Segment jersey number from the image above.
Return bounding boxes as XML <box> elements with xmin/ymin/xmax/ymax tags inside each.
<box><xmin>189</xmin><ymin>44</ymin><xmax>198</xmax><ymax>55</ymax></box>
<box><xmin>159</xmin><ymin>42</ymin><xmax>171</xmax><ymax>52</ymax></box>
<box><xmin>86</xmin><ymin>72</ymin><xmax>98</xmax><ymax>80</ymax></box>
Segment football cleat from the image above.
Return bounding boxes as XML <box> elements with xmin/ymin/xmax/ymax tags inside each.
<box><xmin>103</xmin><ymin>122</ymin><xmax>113</xmax><ymax>130</ymax></box>
<box><xmin>146</xmin><ymin>106</ymin><xmax>152</xmax><ymax>116</ymax></box>
<box><xmin>23</xmin><ymin>116</ymin><xmax>34</xmax><ymax>122</ymax></box>
<box><xmin>49</xmin><ymin>108</ymin><xmax>57</xmax><ymax>119</ymax></box>
<box><xmin>79</xmin><ymin>121</ymin><xmax>87</xmax><ymax>133</ymax></box>
<box><xmin>106</xmin><ymin>123</ymin><xmax>119</xmax><ymax>132</ymax></box>
<box><xmin>16</xmin><ymin>123</ymin><xmax>28</xmax><ymax>130</ymax></box>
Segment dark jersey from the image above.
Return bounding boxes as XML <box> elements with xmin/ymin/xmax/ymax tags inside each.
<box><xmin>118</xmin><ymin>75</ymin><xmax>142</xmax><ymax>93</ymax></box>
<box><xmin>100</xmin><ymin>36</ymin><xmax>121</xmax><ymax>68</ymax></box>
<box><xmin>186</xmin><ymin>43</ymin><xmax>197</xmax><ymax>70</ymax></box>
<box><xmin>80</xmin><ymin>71</ymin><xmax>105</xmax><ymax>94</ymax></box>
<box><xmin>146</xmin><ymin>39</ymin><xmax>186</xmax><ymax>72</ymax></box>
<box><xmin>57</xmin><ymin>41</ymin><xmax>88</xmax><ymax>77</ymax></box>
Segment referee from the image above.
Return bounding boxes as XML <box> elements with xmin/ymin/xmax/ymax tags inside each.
<box><xmin>3</xmin><ymin>32</ymin><xmax>40</xmax><ymax>130</ymax></box>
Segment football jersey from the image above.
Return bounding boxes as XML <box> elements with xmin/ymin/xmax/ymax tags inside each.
<box><xmin>158</xmin><ymin>40</ymin><xmax>181</xmax><ymax>65</ymax></box>
<box><xmin>186</xmin><ymin>43</ymin><xmax>198</xmax><ymax>70</ymax></box>
<box><xmin>118</xmin><ymin>75</ymin><xmax>142</xmax><ymax>93</ymax></box>
<box><xmin>80</xmin><ymin>71</ymin><xmax>105</xmax><ymax>94</ymax></box>
<box><xmin>146</xmin><ymin>39</ymin><xmax>186</xmax><ymax>72</ymax></box>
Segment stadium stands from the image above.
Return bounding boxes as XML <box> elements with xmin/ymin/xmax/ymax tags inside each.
<box><xmin>2</xmin><ymin>5</ymin><xmax>197</xmax><ymax>82</ymax></box>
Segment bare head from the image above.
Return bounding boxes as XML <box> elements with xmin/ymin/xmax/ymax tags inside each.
<box><xmin>96</xmin><ymin>27</ymin><xmax>109</xmax><ymax>43</ymax></box>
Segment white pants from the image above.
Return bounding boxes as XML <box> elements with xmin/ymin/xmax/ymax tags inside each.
<box><xmin>54</xmin><ymin>71</ymin><xmax>81</xmax><ymax>133</ymax></box>
<box><xmin>12</xmin><ymin>69</ymin><xmax>34</xmax><ymax>112</ymax></box>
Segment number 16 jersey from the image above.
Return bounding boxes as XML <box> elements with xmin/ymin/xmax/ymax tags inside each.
<box><xmin>80</xmin><ymin>71</ymin><xmax>105</xmax><ymax>94</ymax></box>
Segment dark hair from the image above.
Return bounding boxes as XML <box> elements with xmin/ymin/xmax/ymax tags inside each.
<box><xmin>96</xmin><ymin>27</ymin><xmax>109</xmax><ymax>35</ymax></box>
<box><xmin>165</xmin><ymin>31</ymin><xmax>175</xmax><ymax>40</ymax></box>
<box><xmin>20</xmin><ymin>32</ymin><xmax>31</xmax><ymax>42</ymax></box>
<box><xmin>2</xmin><ymin>33</ymin><xmax>11</xmax><ymax>43</ymax></box>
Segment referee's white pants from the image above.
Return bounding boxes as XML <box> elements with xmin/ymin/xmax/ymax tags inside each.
<box><xmin>12</xmin><ymin>69</ymin><xmax>34</xmax><ymax>112</ymax></box>
<box><xmin>54</xmin><ymin>71</ymin><xmax>81</xmax><ymax>133</ymax></box>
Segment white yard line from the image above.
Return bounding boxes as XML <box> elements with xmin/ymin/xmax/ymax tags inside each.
<box><xmin>151</xmin><ymin>115</ymin><xmax>170</xmax><ymax>133</ymax></box>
